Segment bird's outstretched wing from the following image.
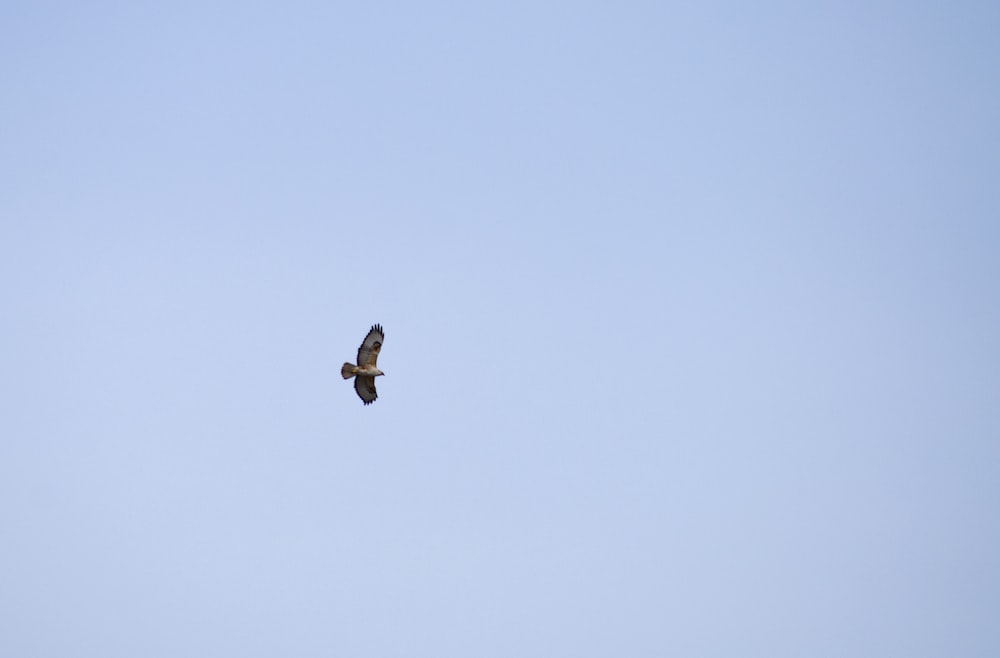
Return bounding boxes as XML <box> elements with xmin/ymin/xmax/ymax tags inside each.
<box><xmin>355</xmin><ymin>376</ymin><xmax>378</xmax><ymax>405</ymax></box>
<box><xmin>356</xmin><ymin>324</ymin><xmax>384</xmax><ymax>367</ymax></box>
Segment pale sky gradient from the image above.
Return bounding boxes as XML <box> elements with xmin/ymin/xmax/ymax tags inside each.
<box><xmin>2</xmin><ymin>2</ymin><xmax>999</xmax><ymax>656</ymax></box>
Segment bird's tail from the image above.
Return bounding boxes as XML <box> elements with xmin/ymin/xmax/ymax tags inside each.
<box><xmin>341</xmin><ymin>363</ymin><xmax>358</xmax><ymax>379</ymax></box>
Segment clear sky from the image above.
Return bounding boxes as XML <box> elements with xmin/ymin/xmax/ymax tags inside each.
<box><xmin>2</xmin><ymin>2</ymin><xmax>999</xmax><ymax>656</ymax></box>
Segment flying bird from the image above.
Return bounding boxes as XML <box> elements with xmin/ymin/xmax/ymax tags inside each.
<box><xmin>341</xmin><ymin>324</ymin><xmax>385</xmax><ymax>405</ymax></box>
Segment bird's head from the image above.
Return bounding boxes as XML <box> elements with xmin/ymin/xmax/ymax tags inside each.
<box><xmin>375</xmin><ymin>368</ymin><xmax>385</xmax><ymax>377</ymax></box>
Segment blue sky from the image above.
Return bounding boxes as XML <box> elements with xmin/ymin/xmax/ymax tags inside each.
<box><xmin>2</xmin><ymin>2</ymin><xmax>999</xmax><ymax>656</ymax></box>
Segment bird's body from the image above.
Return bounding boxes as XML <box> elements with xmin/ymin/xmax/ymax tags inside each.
<box><xmin>341</xmin><ymin>324</ymin><xmax>385</xmax><ymax>405</ymax></box>
<box><xmin>345</xmin><ymin>364</ymin><xmax>383</xmax><ymax>377</ymax></box>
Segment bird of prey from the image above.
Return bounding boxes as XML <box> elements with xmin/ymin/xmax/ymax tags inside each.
<box><xmin>341</xmin><ymin>324</ymin><xmax>385</xmax><ymax>405</ymax></box>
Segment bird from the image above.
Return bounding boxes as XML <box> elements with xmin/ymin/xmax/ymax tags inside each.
<box><xmin>341</xmin><ymin>324</ymin><xmax>385</xmax><ymax>405</ymax></box>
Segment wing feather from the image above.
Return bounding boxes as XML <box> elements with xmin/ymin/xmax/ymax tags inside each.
<box><xmin>355</xmin><ymin>376</ymin><xmax>378</xmax><ymax>405</ymax></box>
<box><xmin>356</xmin><ymin>324</ymin><xmax>384</xmax><ymax>367</ymax></box>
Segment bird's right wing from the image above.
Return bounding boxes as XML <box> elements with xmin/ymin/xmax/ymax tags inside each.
<box><xmin>356</xmin><ymin>324</ymin><xmax>384</xmax><ymax>367</ymax></box>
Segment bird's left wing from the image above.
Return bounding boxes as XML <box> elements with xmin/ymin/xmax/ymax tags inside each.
<box><xmin>355</xmin><ymin>376</ymin><xmax>378</xmax><ymax>405</ymax></box>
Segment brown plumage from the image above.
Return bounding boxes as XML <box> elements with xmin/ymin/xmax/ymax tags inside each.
<box><xmin>341</xmin><ymin>324</ymin><xmax>385</xmax><ymax>405</ymax></box>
